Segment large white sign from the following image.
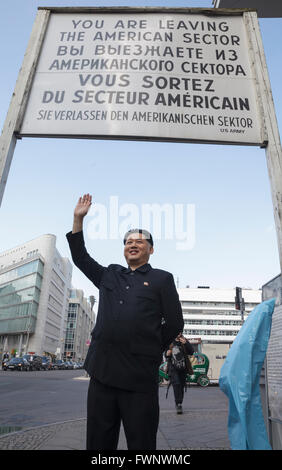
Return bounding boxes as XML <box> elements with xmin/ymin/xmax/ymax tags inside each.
<box><xmin>20</xmin><ymin>11</ymin><xmax>263</xmax><ymax>144</ymax></box>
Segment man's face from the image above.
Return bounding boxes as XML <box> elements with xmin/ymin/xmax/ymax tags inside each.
<box><xmin>124</xmin><ymin>232</ymin><xmax>154</xmax><ymax>267</ymax></box>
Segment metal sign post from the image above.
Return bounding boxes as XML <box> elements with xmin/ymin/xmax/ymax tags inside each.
<box><xmin>245</xmin><ymin>14</ymin><xmax>282</xmax><ymax>449</ymax></box>
<box><xmin>244</xmin><ymin>11</ymin><xmax>282</xmax><ymax>273</ymax></box>
<box><xmin>0</xmin><ymin>8</ymin><xmax>50</xmax><ymax>206</ymax></box>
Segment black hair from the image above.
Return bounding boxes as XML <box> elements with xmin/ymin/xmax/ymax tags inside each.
<box><xmin>123</xmin><ymin>228</ymin><xmax>154</xmax><ymax>246</ymax></box>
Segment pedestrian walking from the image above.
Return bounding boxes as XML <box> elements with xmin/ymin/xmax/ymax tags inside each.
<box><xmin>2</xmin><ymin>351</ymin><xmax>10</xmax><ymax>369</ymax></box>
<box><xmin>66</xmin><ymin>193</ymin><xmax>184</xmax><ymax>450</ymax></box>
<box><xmin>166</xmin><ymin>333</ymin><xmax>194</xmax><ymax>414</ymax></box>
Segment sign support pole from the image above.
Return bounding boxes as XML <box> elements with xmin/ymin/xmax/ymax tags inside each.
<box><xmin>245</xmin><ymin>12</ymin><xmax>282</xmax><ymax>448</ymax></box>
<box><xmin>244</xmin><ymin>12</ymin><xmax>282</xmax><ymax>273</ymax></box>
<box><xmin>0</xmin><ymin>9</ymin><xmax>50</xmax><ymax>207</ymax></box>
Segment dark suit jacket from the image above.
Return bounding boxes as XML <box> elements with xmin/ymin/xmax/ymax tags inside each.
<box><xmin>66</xmin><ymin>230</ymin><xmax>184</xmax><ymax>392</ymax></box>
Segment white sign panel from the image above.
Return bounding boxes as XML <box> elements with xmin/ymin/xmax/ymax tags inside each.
<box><xmin>20</xmin><ymin>11</ymin><xmax>263</xmax><ymax>144</ymax></box>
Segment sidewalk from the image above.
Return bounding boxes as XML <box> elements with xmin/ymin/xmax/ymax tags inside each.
<box><xmin>0</xmin><ymin>382</ymin><xmax>230</xmax><ymax>450</ymax></box>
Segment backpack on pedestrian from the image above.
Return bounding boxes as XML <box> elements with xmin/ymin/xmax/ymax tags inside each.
<box><xmin>171</xmin><ymin>343</ymin><xmax>187</xmax><ymax>370</ymax></box>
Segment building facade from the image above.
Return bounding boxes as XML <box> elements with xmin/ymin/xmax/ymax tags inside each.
<box><xmin>0</xmin><ymin>234</ymin><xmax>72</xmax><ymax>358</ymax></box>
<box><xmin>178</xmin><ymin>286</ymin><xmax>262</xmax><ymax>380</ymax></box>
<box><xmin>64</xmin><ymin>288</ymin><xmax>95</xmax><ymax>362</ymax></box>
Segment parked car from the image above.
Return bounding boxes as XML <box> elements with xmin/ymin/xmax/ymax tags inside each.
<box><xmin>75</xmin><ymin>362</ymin><xmax>84</xmax><ymax>369</ymax></box>
<box><xmin>3</xmin><ymin>357</ymin><xmax>29</xmax><ymax>371</ymax></box>
<box><xmin>64</xmin><ymin>361</ymin><xmax>74</xmax><ymax>370</ymax></box>
<box><xmin>52</xmin><ymin>359</ymin><xmax>65</xmax><ymax>370</ymax></box>
<box><xmin>22</xmin><ymin>354</ymin><xmax>43</xmax><ymax>371</ymax></box>
<box><xmin>41</xmin><ymin>356</ymin><xmax>52</xmax><ymax>370</ymax></box>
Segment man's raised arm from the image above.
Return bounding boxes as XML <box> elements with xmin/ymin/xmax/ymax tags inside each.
<box><xmin>72</xmin><ymin>193</ymin><xmax>92</xmax><ymax>233</ymax></box>
<box><xmin>66</xmin><ymin>193</ymin><xmax>105</xmax><ymax>289</ymax></box>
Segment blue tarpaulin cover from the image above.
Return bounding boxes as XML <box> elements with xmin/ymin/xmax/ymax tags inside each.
<box><xmin>219</xmin><ymin>298</ymin><xmax>276</xmax><ymax>450</ymax></box>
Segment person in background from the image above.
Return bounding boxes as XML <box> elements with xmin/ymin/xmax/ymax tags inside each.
<box><xmin>166</xmin><ymin>333</ymin><xmax>194</xmax><ymax>414</ymax></box>
<box><xmin>2</xmin><ymin>351</ymin><xmax>10</xmax><ymax>369</ymax></box>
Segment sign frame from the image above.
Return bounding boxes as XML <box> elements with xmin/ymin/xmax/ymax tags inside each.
<box><xmin>17</xmin><ymin>6</ymin><xmax>266</xmax><ymax>147</ymax></box>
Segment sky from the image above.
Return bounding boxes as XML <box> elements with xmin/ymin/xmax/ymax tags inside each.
<box><xmin>0</xmin><ymin>0</ymin><xmax>281</xmax><ymax>302</ymax></box>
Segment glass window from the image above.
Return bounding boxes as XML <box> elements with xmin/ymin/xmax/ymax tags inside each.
<box><xmin>0</xmin><ymin>272</ymin><xmax>42</xmax><ymax>294</ymax></box>
<box><xmin>37</xmin><ymin>259</ymin><xmax>44</xmax><ymax>276</ymax></box>
<box><xmin>66</xmin><ymin>331</ymin><xmax>75</xmax><ymax>340</ymax></box>
<box><xmin>0</xmin><ymin>259</ymin><xmax>44</xmax><ymax>285</ymax></box>
<box><xmin>0</xmin><ymin>286</ymin><xmax>41</xmax><ymax>307</ymax></box>
<box><xmin>0</xmin><ymin>315</ymin><xmax>36</xmax><ymax>334</ymax></box>
<box><xmin>0</xmin><ymin>301</ymin><xmax>38</xmax><ymax>320</ymax></box>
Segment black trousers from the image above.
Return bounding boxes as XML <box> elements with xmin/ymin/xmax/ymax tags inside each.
<box><xmin>87</xmin><ymin>379</ymin><xmax>159</xmax><ymax>450</ymax></box>
<box><xmin>170</xmin><ymin>369</ymin><xmax>187</xmax><ymax>405</ymax></box>
<box><xmin>172</xmin><ymin>383</ymin><xmax>185</xmax><ymax>405</ymax></box>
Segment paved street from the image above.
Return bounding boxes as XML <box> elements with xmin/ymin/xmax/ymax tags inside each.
<box><xmin>0</xmin><ymin>369</ymin><xmax>88</xmax><ymax>428</ymax></box>
<box><xmin>0</xmin><ymin>369</ymin><xmax>230</xmax><ymax>450</ymax></box>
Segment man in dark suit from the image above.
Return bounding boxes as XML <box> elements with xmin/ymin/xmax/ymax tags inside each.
<box><xmin>66</xmin><ymin>194</ymin><xmax>184</xmax><ymax>450</ymax></box>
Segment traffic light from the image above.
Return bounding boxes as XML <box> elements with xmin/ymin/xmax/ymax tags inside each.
<box><xmin>235</xmin><ymin>287</ymin><xmax>242</xmax><ymax>310</ymax></box>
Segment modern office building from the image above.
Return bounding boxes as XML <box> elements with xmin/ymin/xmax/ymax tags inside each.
<box><xmin>178</xmin><ymin>286</ymin><xmax>262</xmax><ymax>380</ymax></box>
<box><xmin>64</xmin><ymin>288</ymin><xmax>95</xmax><ymax>362</ymax></box>
<box><xmin>0</xmin><ymin>234</ymin><xmax>72</xmax><ymax>358</ymax></box>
